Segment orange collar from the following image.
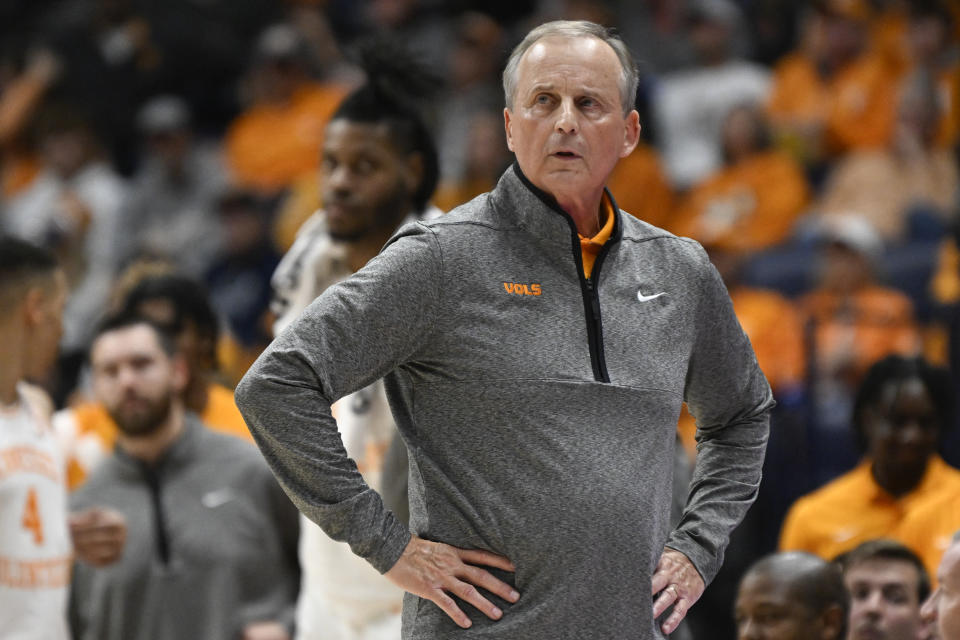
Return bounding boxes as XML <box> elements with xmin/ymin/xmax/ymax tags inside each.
<box><xmin>579</xmin><ymin>192</ymin><xmax>615</xmax><ymax>247</ymax></box>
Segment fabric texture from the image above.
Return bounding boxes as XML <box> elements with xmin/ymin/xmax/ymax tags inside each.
<box><xmin>236</xmin><ymin>164</ymin><xmax>773</xmax><ymax>639</ymax></box>
<box><xmin>68</xmin><ymin>415</ymin><xmax>300</xmax><ymax>640</ymax></box>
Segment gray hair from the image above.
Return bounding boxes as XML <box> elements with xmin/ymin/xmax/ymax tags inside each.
<box><xmin>502</xmin><ymin>20</ymin><xmax>638</xmax><ymax>116</ymax></box>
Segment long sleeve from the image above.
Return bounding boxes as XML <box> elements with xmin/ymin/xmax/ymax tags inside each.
<box><xmin>665</xmin><ymin>244</ymin><xmax>774</xmax><ymax>583</ymax></box>
<box><xmin>235</xmin><ymin>222</ymin><xmax>443</xmax><ymax>573</ymax></box>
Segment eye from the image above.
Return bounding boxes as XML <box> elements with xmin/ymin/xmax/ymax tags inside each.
<box><xmin>534</xmin><ymin>93</ymin><xmax>553</xmax><ymax>105</ymax></box>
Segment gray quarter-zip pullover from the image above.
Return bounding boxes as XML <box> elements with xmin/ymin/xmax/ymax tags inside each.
<box><xmin>236</xmin><ymin>164</ymin><xmax>773</xmax><ymax>639</ymax></box>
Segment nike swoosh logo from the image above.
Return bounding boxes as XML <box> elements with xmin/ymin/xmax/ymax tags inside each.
<box><xmin>637</xmin><ymin>290</ymin><xmax>667</xmax><ymax>302</ymax></box>
<box><xmin>201</xmin><ymin>488</ymin><xmax>235</xmax><ymax>509</ymax></box>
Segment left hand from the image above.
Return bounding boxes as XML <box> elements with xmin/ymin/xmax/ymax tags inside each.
<box><xmin>69</xmin><ymin>507</ymin><xmax>127</xmax><ymax>567</ymax></box>
<box><xmin>651</xmin><ymin>547</ymin><xmax>705</xmax><ymax>635</ymax></box>
<box><xmin>242</xmin><ymin>621</ymin><xmax>290</xmax><ymax>640</ymax></box>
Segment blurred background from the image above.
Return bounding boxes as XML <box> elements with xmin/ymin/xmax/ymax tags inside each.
<box><xmin>1</xmin><ymin>0</ymin><xmax>959</xmax><ymax>637</ymax></box>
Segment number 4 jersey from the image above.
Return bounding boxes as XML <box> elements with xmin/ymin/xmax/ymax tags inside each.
<box><xmin>0</xmin><ymin>383</ymin><xmax>72</xmax><ymax>639</ymax></box>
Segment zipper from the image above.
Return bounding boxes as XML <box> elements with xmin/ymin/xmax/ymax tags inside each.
<box><xmin>141</xmin><ymin>465</ymin><xmax>171</xmax><ymax>565</ymax></box>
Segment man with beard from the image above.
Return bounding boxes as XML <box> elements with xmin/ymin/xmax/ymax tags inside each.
<box><xmin>68</xmin><ymin>315</ymin><xmax>300</xmax><ymax>640</ymax></box>
<box><xmin>837</xmin><ymin>539</ymin><xmax>930</xmax><ymax>640</ymax></box>
<box><xmin>268</xmin><ymin>41</ymin><xmax>441</xmax><ymax>640</ymax></box>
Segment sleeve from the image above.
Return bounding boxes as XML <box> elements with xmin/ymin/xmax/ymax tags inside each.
<box><xmin>235</xmin><ymin>222</ymin><xmax>443</xmax><ymax>573</ymax></box>
<box><xmin>665</xmin><ymin>241</ymin><xmax>775</xmax><ymax>584</ymax></box>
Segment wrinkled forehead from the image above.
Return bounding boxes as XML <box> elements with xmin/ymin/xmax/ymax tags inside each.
<box><xmin>516</xmin><ymin>35</ymin><xmax>623</xmax><ymax>87</ymax></box>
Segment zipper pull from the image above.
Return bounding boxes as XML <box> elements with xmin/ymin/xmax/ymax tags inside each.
<box><xmin>586</xmin><ymin>280</ymin><xmax>601</xmax><ymax>319</ymax></box>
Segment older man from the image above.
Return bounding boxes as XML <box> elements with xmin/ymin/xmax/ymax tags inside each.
<box><xmin>236</xmin><ymin>20</ymin><xmax>773</xmax><ymax>639</ymax></box>
<box><xmin>922</xmin><ymin>533</ymin><xmax>960</xmax><ymax>639</ymax></box>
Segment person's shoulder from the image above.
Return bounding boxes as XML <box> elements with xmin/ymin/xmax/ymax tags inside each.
<box><xmin>619</xmin><ymin>212</ymin><xmax>708</xmax><ymax>260</ymax></box>
<box><xmin>421</xmin><ymin>192</ymin><xmax>497</xmax><ymax>231</ymax></box>
<box><xmin>791</xmin><ymin>463</ymin><xmax>874</xmax><ymax>513</ymax></box>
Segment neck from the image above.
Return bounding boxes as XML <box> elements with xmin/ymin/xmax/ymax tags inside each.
<box><xmin>556</xmin><ymin>189</ymin><xmax>606</xmax><ymax>237</ymax></box>
<box><xmin>345</xmin><ymin>222</ymin><xmax>405</xmax><ymax>273</ymax></box>
<box><xmin>118</xmin><ymin>402</ymin><xmax>186</xmax><ymax>465</ymax></box>
<box><xmin>0</xmin><ymin>321</ymin><xmax>26</xmax><ymax>405</ymax></box>
<box><xmin>872</xmin><ymin>458</ymin><xmax>928</xmax><ymax>498</ymax></box>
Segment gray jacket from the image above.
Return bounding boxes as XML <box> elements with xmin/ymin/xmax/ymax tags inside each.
<box><xmin>236</xmin><ymin>164</ymin><xmax>773</xmax><ymax>639</ymax></box>
<box><xmin>69</xmin><ymin>415</ymin><xmax>300</xmax><ymax>640</ymax></box>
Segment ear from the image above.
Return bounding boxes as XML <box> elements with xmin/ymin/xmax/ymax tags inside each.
<box><xmin>620</xmin><ymin>109</ymin><xmax>641</xmax><ymax>158</ymax></box>
<box><xmin>818</xmin><ymin>604</ymin><xmax>846</xmax><ymax>640</ymax></box>
<box><xmin>504</xmin><ymin>108</ymin><xmax>515</xmax><ymax>153</ymax></box>
<box><xmin>170</xmin><ymin>352</ymin><xmax>190</xmax><ymax>394</ymax></box>
<box><xmin>22</xmin><ymin>287</ymin><xmax>47</xmax><ymax>328</ymax></box>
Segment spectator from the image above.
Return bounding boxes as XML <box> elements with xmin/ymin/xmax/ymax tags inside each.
<box><xmin>604</xmin><ymin>141</ymin><xmax>675</xmax><ymax>231</ymax></box>
<box><xmin>205</xmin><ymin>188</ymin><xmax>280</xmax><ymax>385</ymax></box>
<box><xmin>766</xmin><ymin>0</ymin><xmax>899</xmax><ymax>163</ymax></box>
<box><xmin>896</xmin><ymin>489</ymin><xmax>960</xmax><ymax>587</ymax></box>
<box><xmin>814</xmin><ymin>70</ymin><xmax>959</xmax><ymax>243</ymax></box>
<box><xmin>836</xmin><ymin>539</ymin><xmax>931</xmax><ymax>640</ymax></box>
<box><xmin>116</xmin><ymin>95</ymin><xmax>228</xmax><ymax>277</ymax></box>
<box><xmin>54</xmin><ymin>271</ymin><xmax>251</xmax><ymax>489</ymax></box>
<box><xmin>652</xmin><ymin>0</ymin><xmax>771</xmax><ymax>187</ymax></box>
<box><xmin>434</xmin><ymin>109</ymin><xmax>512</xmax><ymax>213</ymax></box>
<box><xmin>670</xmin><ymin>103</ymin><xmax>809</xmax><ymax>253</ymax></box>
<box><xmin>734</xmin><ymin>551</ymin><xmax>848</xmax><ymax>640</ymax></box>
<box><xmin>2</xmin><ymin>104</ymin><xmax>127</xmax><ymax>395</ymax></box>
<box><xmin>779</xmin><ymin>355</ymin><xmax>960</xmax><ymax>561</ymax></box>
<box><xmin>68</xmin><ymin>314</ymin><xmax>300</xmax><ymax>640</ymax></box>
<box><xmin>921</xmin><ymin>532</ymin><xmax>960</xmax><ymax>639</ymax></box>
<box><xmin>225</xmin><ymin>22</ymin><xmax>349</xmax><ymax>196</ymax></box>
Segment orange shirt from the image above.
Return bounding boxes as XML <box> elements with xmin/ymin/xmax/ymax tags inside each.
<box><xmin>779</xmin><ymin>456</ymin><xmax>960</xmax><ymax>561</ymax></box>
<box><xmin>669</xmin><ymin>150</ymin><xmax>809</xmax><ymax>252</ymax></box>
<box><xmin>606</xmin><ymin>143</ymin><xmax>674</xmax><ymax>230</ymax></box>
<box><xmin>59</xmin><ymin>383</ymin><xmax>251</xmax><ymax>489</ymax></box>
<box><xmin>225</xmin><ymin>83</ymin><xmax>348</xmax><ymax>194</ymax></box>
<box><xmin>896</xmin><ymin>490</ymin><xmax>960</xmax><ymax>586</ymax></box>
<box><xmin>799</xmin><ymin>285</ymin><xmax>920</xmax><ymax>381</ymax></box>
<box><xmin>579</xmin><ymin>193</ymin><xmax>615</xmax><ymax>279</ymax></box>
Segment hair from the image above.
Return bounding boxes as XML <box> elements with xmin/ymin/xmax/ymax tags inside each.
<box><xmin>835</xmin><ymin>539</ymin><xmax>931</xmax><ymax>602</ymax></box>
<box><xmin>502</xmin><ymin>20</ymin><xmax>638</xmax><ymax>116</ymax></box>
<box><xmin>851</xmin><ymin>355</ymin><xmax>954</xmax><ymax>452</ymax></box>
<box><xmin>330</xmin><ymin>37</ymin><xmax>440</xmax><ymax>214</ymax></box>
<box><xmin>745</xmin><ymin>552</ymin><xmax>849</xmax><ymax>636</ymax></box>
<box><xmin>91</xmin><ymin>312</ymin><xmax>179</xmax><ymax>358</ymax></box>
<box><xmin>118</xmin><ymin>274</ymin><xmax>220</xmax><ymax>366</ymax></box>
<box><xmin>0</xmin><ymin>236</ymin><xmax>59</xmax><ymax>309</ymax></box>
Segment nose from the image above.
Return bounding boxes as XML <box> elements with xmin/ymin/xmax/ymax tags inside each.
<box><xmin>737</xmin><ymin>619</ymin><xmax>762</xmax><ymax>640</ymax></box>
<box><xmin>555</xmin><ymin>97</ymin><xmax>578</xmax><ymax>134</ymax></box>
<box><xmin>920</xmin><ymin>588</ymin><xmax>939</xmax><ymax>625</ymax></box>
<box><xmin>325</xmin><ymin>164</ymin><xmax>352</xmax><ymax>196</ymax></box>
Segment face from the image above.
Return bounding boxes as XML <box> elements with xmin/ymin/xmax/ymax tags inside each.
<box><xmin>91</xmin><ymin>324</ymin><xmax>186</xmax><ymax>437</ymax></box>
<box><xmin>504</xmin><ymin>36</ymin><xmax>639</xmax><ymax>207</ymax></box>
<box><xmin>735</xmin><ymin>572</ymin><xmax>824</xmax><ymax>640</ymax></box>
<box><xmin>320</xmin><ymin>119</ymin><xmax>419</xmax><ymax>242</ymax></box>
<box><xmin>845</xmin><ymin>559</ymin><xmax>925</xmax><ymax>640</ymax></box>
<box><xmin>863</xmin><ymin>378</ymin><xmax>940</xmax><ymax>481</ymax></box>
<box><xmin>23</xmin><ymin>271</ymin><xmax>67</xmax><ymax>381</ymax></box>
<box><xmin>923</xmin><ymin>543</ymin><xmax>960</xmax><ymax>640</ymax></box>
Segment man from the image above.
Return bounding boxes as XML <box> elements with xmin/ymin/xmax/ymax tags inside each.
<box><xmin>780</xmin><ymin>355</ymin><xmax>959</xmax><ymax>560</ymax></box>
<box><xmin>922</xmin><ymin>532</ymin><xmax>960</xmax><ymax>639</ymax></box>
<box><xmin>270</xmin><ymin>41</ymin><xmax>441</xmax><ymax>640</ymax></box>
<box><xmin>69</xmin><ymin>315</ymin><xmax>300</xmax><ymax>640</ymax></box>
<box><xmin>837</xmin><ymin>539</ymin><xmax>930</xmax><ymax>640</ymax></box>
<box><xmin>55</xmin><ymin>271</ymin><xmax>252</xmax><ymax>488</ymax></box>
<box><xmin>237</xmin><ymin>20</ymin><xmax>773</xmax><ymax>638</ymax></box>
<box><xmin>734</xmin><ymin>551</ymin><xmax>848</xmax><ymax>640</ymax></box>
<box><xmin>0</xmin><ymin>237</ymin><xmax>123</xmax><ymax>638</ymax></box>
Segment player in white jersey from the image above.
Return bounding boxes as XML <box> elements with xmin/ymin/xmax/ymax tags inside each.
<box><xmin>270</xmin><ymin>41</ymin><xmax>442</xmax><ymax>640</ymax></box>
<box><xmin>0</xmin><ymin>236</ymin><xmax>125</xmax><ymax>639</ymax></box>
<box><xmin>0</xmin><ymin>237</ymin><xmax>71</xmax><ymax>639</ymax></box>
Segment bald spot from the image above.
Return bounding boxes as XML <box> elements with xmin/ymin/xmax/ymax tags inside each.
<box><xmin>745</xmin><ymin>552</ymin><xmax>847</xmax><ymax>612</ymax></box>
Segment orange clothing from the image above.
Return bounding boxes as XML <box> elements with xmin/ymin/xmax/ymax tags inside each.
<box><xmin>799</xmin><ymin>286</ymin><xmax>920</xmax><ymax>381</ymax></box>
<box><xmin>579</xmin><ymin>194</ymin><xmax>615</xmax><ymax>279</ymax></box>
<box><xmin>767</xmin><ymin>52</ymin><xmax>898</xmax><ymax>156</ymax></box>
<box><xmin>670</xmin><ymin>151</ymin><xmax>809</xmax><ymax>252</ymax></box>
<box><xmin>931</xmin><ymin>237</ymin><xmax>960</xmax><ymax>306</ymax></box>
<box><xmin>779</xmin><ymin>456</ymin><xmax>960</xmax><ymax>561</ymax></box>
<box><xmin>433</xmin><ymin>177</ymin><xmax>496</xmax><ymax>215</ymax></box>
<box><xmin>606</xmin><ymin>143</ymin><xmax>674</xmax><ymax>230</ymax></box>
<box><xmin>59</xmin><ymin>383</ymin><xmax>251</xmax><ymax>489</ymax></box>
<box><xmin>896</xmin><ymin>490</ymin><xmax>960</xmax><ymax>586</ymax></box>
<box><xmin>225</xmin><ymin>83</ymin><xmax>347</xmax><ymax>194</ymax></box>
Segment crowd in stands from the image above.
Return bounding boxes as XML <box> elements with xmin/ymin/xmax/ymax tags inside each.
<box><xmin>2</xmin><ymin>0</ymin><xmax>960</xmax><ymax>638</ymax></box>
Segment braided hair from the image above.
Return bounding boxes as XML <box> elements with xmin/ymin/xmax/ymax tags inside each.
<box><xmin>331</xmin><ymin>38</ymin><xmax>441</xmax><ymax>214</ymax></box>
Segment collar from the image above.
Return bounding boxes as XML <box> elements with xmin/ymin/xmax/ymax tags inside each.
<box><xmin>114</xmin><ymin>413</ymin><xmax>204</xmax><ymax>476</ymax></box>
<box><xmin>489</xmin><ymin>163</ymin><xmax>623</xmax><ymax>251</ymax></box>
<box><xmin>580</xmin><ymin>193</ymin><xmax>616</xmax><ymax>245</ymax></box>
<box><xmin>862</xmin><ymin>455</ymin><xmax>951</xmax><ymax>505</ymax></box>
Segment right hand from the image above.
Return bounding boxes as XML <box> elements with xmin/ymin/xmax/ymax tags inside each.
<box><xmin>384</xmin><ymin>535</ymin><xmax>520</xmax><ymax>629</ymax></box>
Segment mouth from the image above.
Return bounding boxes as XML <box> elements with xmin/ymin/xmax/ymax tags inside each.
<box><xmin>550</xmin><ymin>150</ymin><xmax>581</xmax><ymax>160</ymax></box>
